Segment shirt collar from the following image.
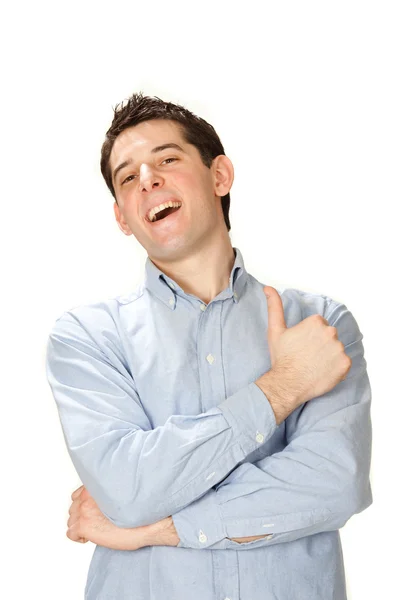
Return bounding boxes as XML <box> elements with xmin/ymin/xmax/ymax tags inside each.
<box><xmin>143</xmin><ymin>247</ymin><xmax>249</xmax><ymax>310</ymax></box>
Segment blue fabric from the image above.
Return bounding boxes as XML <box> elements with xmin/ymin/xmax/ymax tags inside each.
<box><xmin>45</xmin><ymin>247</ymin><xmax>372</xmax><ymax>599</ymax></box>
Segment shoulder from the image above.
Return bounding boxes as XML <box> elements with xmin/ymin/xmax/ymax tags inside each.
<box><xmin>278</xmin><ymin>286</ymin><xmax>363</xmax><ymax>349</ymax></box>
<box><xmin>250</xmin><ymin>275</ymin><xmax>361</xmax><ymax>345</ymax></box>
<box><xmin>47</xmin><ymin>283</ymin><xmax>146</xmax><ymax>349</ymax></box>
<box><xmin>279</xmin><ymin>286</ymin><xmax>334</xmax><ymax>320</ymax></box>
<box><xmin>249</xmin><ymin>275</ymin><xmax>335</xmax><ymax>322</ymax></box>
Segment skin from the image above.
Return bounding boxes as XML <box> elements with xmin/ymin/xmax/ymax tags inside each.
<box><xmin>111</xmin><ymin>119</ymin><xmax>236</xmax><ymax>304</ymax></box>
<box><xmin>66</xmin><ymin>119</ymin><xmax>270</xmax><ymax>548</ymax></box>
<box><xmin>67</xmin><ymin>484</ymin><xmax>268</xmax><ymax>548</ymax></box>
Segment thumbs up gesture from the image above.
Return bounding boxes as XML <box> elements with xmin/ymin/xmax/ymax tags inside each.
<box><xmin>255</xmin><ymin>286</ymin><xmax>352</xmax><ymax>424</ymax></box>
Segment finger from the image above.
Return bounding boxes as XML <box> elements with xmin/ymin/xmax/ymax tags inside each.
<box><xmin>264</xmin><ymin>286</ymin><xmax>287</xmax><ymax>340</ymax></box>
<box><xmin>71</xmin><ymin>485</ymin><xmax>85</xmax><ymax>501</ymax></box>
<box><xmin>68</xmin><ymin>497</ymin><xmax>82</xmax><ymax>516</ymax></box>
<box><xmin>66</xmin><ymin>522</ymin><xmax>83</xmax><ymax>542</ymax></box>
<box><xmin>67</xmin><ymin>513</ymin><xmax>79</xmax><ymax>528</ymax></box>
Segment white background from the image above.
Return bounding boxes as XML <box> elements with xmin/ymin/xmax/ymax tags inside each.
<box><xmin>1</xmin><ymin>1</ymin><xmax>398</xmax><ymax>598</ymax></box>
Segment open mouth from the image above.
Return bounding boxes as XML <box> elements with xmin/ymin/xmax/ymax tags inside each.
<box><xmin>148</xmin><ymin>205</ymin><xmax>182</xmax><ymax>223</ymax></box>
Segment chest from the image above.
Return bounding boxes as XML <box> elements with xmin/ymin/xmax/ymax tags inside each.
<box><xmin>123</xmin><ymin>298</ymin><xmax>271</xmax><ymax>427</ymax></box>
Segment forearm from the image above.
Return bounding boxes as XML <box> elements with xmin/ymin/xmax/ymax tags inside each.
<box><xmin>46</xmin><ymin>316</ymin><xmax>278</xmax><ymax>529</ymax></box>
<box><xmin>103</xmin><ymin>517</ymin><xmax>270</xmax><ymax>550</ymax></box>
<box><xmin>171</xmin><ymin>358</ymin><xmax>372</xmax><ymax>551</ymax></box>
<box><xmin>255</xmin><ymin>370</ymin><xmax>299</xmax><ymax>426</ymax></box>
<box><xmin>146</xmin><ymin>517</ymin><xmax>268</xmax><ymax>546</ymax></box>
<box><xmin>150</xmin><ymin>518</ymin><xmax>271</xmax><ymax>546</ymax></box>
<box><xmin>147</xmin><ymin>519</ymin><xmax>270</xmax><ymax>546</ymax></box>
<box><xmin>109</xmin><ymin>517</ymin><xmax>180</xmax><ymax>550</ymax></box>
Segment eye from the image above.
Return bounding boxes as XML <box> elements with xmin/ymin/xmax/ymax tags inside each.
<box><xmin>121</xmin><ymin>174</ymin><xmax>136</xmax><ymax>185</ymax></box>
<box><xmin>121</xmin><ymin>158</ymin><xmax>177</xmax><ymax>185</ymax></box>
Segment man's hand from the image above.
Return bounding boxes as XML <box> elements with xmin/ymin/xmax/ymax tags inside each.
<box><xmin>255</xmin><ymin>286</ymin><xmax>352</xmax><ymax>424</ymax></box>
<box><xmin>67</xmin><ymin>485</ymin><xmax>180</xmax><ymax>550</ymax></box>
<box><xmin>67</xmin><ymin>485</ymin><xmax>145</xmax><ymax>550</ymax></box>
<box><xmin>68</xmin><ymin>485</ymin><xmax>273</xmax><ymax>548</ymax></box>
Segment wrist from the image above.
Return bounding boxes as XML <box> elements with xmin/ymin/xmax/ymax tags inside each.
<box><xmin>116</xmin><ymin>524</ymin><xmax>154</xmax><ymax>551</ymax></box>
<box><xmin>147</xmin><ymin>516</ymin><xmax>180</xmax><ymax>547</ymax></box>
<box><xmin>255</xmin><ymin>370</ymin><xmax>298</xmax><ymax>425</ymax></box>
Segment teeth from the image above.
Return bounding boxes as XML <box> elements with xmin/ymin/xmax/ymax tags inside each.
<box><xmin>148</xmin><ymin>201</ymin><xmax>182</xmax><ymax>222</ymax></box>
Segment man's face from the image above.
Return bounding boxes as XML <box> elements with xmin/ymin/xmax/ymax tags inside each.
<box><xmin>110</xmin><ymin>119</ymin><xmax>233</xmax><ymax>261</ymax></box>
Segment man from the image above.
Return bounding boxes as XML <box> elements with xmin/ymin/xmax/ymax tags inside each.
<box><xmin>45</xmin><ymin>92</ymin><xmax>373</xmax><ymax>600</ymax></box>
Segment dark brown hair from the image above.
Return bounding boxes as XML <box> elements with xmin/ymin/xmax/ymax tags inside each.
<box><xmin>100</xmin><ymin>92</ymin><xmax>231</xmax><ymax>232</ymax></box>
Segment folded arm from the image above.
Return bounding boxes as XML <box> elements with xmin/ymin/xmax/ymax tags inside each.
<box><xmin>170</xmin><ymin>300</ymin><xmax>373</xmax><ymax>550</ymax></box>
<box><xmin>45</xmin><ymin>311</ymin><xmax>277</xmax><ymax>529</ymax></box>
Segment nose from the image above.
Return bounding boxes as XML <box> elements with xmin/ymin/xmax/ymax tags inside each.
<box><xmin>139</xmin><ymin>163</ymin><xmax>163</xmax><ymax>192</ymax></box>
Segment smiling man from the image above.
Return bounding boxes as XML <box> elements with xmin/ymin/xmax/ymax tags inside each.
<box><xmin>45</xmin><ymin>92</ymin><xmax>373</xmax><ymax>600</ymax></box>
<box><xmin>108</xmin><ymin>117</ymin><xmax>236</xmax><ymax>303</ymax></box>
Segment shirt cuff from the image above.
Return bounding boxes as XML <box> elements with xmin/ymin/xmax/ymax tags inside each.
<box><xmin>218</xmin><ymin>382</ymin><xmax>277</xmax><ymax>457</ymax></box>
<box><xmin>171</xmin><ymin>488</ymin><xmax>228</xmax><ymax>549</ymax></box>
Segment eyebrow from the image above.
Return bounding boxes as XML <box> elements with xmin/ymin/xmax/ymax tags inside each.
<box><xmin>112</xmin><ymin>143</ymin><xmax>185</xmax><ymax>183</ymax></box>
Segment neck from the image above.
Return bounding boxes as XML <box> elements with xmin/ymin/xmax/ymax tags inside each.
<box><xmin>149</xmin><ymin>232</ymin><xmax>235</xmax><ymax>305</ymax></box>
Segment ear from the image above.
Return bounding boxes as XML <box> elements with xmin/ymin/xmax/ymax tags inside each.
<box><xmin>113</xmin><ymin>201</ymin><xmax>133</xmax><ymax>236</ymax></box>
<box><xmin>211</xmin><ymin>155</ymin><xmax>234</xmax><ymax>198</ymax></box>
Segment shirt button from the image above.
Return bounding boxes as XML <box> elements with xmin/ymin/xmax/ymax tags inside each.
<box><xmin>233</xmin><ymin>291</ymin><xmax>238</xmax><ymax>299</ymax></box>
<box><xmin>170</xmin><ymin>282</ymin><xmax>175</xmax><ymax>289</ymax></box>
<box><xmin>256</xmin><ymin>431</ymin><xmax>264</xmax><ymax>443</ymax></box>
<box><xmin>198</xmin><ymin>530</ymin><xmax>207</xmax><ymax>543</ymax></box>
<box><xmin>200</xmin><ymin>303</ymin><xmax>206</xmax><ymax>311</ymax></box>
<box><xmin>169</xmin><ymin>297</ymin><xmax>174</xmax><ymax>306</ymax></box>
<box><xmin>206</xmin><ymin>354</ymin><xmax>215</xmax><ymax>364</ymax></box>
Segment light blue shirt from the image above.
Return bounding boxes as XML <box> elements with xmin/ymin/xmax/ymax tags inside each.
<box><xmin>45</xmin><ymin>247</ymin><xmax>373</xmax><ymax>600</ymax></box>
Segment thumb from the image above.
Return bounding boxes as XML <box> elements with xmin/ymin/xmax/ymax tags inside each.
<box><xmin>263</xmin><ymin>286</ymin><xmax>287</xmax><ymax>341</ymax></box>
